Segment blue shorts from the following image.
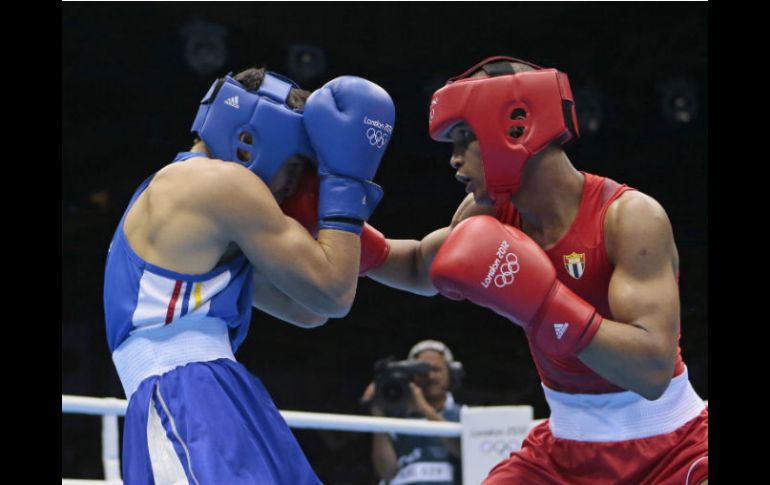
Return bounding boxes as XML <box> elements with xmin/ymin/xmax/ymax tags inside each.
<box><xmin>121</xmin><ymin>358</ymin><xmax>322</xmax><ymax>485</ymax></box>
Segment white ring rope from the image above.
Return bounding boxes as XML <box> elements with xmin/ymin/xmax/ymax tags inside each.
<box><xmin>63</xmin><ymin>394</ymin><xmax>705</xmax><ymax>484</ymax></box>
<box><xmin>62</xmin><ymin>393</ymin><xmax>465</xmax><ymax>485</ymax></box>
<box><xmin>62</xmin><ymin>394</ymin><xmax>463</xmax><ymax>436</ymax></box>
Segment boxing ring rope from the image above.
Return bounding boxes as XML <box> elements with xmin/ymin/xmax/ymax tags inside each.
<box><xmin>66</xmin><ymin>394</ymin><xmax>706</xmax><ymax>484</ymax></box>
<box><xmin>62</xmin><ymin>394</ymin><xmax>475</xmax><ymax>485</ymax></box>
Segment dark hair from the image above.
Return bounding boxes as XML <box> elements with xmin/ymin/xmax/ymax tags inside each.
<box><xmin>233</xmin><ymin>66</ymin><xmax>310</xmax><ymax>108</ymax></box>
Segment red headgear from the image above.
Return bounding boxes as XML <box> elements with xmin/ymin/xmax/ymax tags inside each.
<box><xmin>429</xmin><ymin>56</ymin><xmax>579</xmax><ymax>212</ymax></box>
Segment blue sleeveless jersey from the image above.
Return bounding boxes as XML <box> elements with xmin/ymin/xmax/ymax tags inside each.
<box><xmin>103</xmin><ymin>152</ymin><xmax>253</xmax><ymax>354</ymax></box>
<box><xmin>102</xmin><ymin>153</ymin><xmax>323</xmax><ymax>484</ymax></box>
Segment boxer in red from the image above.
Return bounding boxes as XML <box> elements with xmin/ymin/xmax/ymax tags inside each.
<box><xmin>323</xmin><ymin>57</ymin><xmax>708</xmax><ymax>484</ymax></box>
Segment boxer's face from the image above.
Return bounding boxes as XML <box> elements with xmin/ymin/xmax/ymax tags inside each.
<box><xmin>269</xmin><ymin>156</ymin><xmax>309</xmax><ymax>204</ymax></box>
<box><xmin>449</xmin><ymin>124</ymin><xmax>493</xmax><ymax>205</ymax></box>
<box><xmin>413</xmin><ymin>350</ymin><xmax>450</xmax><ymax>400</ymax></box>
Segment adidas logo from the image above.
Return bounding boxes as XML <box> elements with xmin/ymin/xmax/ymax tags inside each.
<box><xmin>224</xmin><ymin>96</ymin><xmax>240</xmax><ymax>108</ymax></box>
<box><xmin>553</xmin><ymin>323</ymin><xmax>569</xmax><ymax>340</ymax></box>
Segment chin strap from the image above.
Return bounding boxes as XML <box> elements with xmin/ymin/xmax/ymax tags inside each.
<box><xmin>494</xmin><ymin>191</ymin><xmax>514</xmax><ymax>223</ymax></box>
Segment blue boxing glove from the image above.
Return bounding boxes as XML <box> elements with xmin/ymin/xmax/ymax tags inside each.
<box><xmin>303</xmin><ymin>76</ymin><xmax>395</xmax><ymax>234</ymax></box>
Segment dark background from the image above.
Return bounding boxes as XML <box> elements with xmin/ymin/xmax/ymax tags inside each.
<box><xmin>62</xmin><ymin>3</ymin><xmax>707</xmax><ymax>483</ymax></box>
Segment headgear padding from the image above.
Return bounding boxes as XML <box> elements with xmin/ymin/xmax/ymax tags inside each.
<box><xmin>429</xmin><ymin>56</ymin><xmax>579</xmax><ymax>209</ymax></box>
<box><xmin>191</xmin><ymin>71</ymin><xmax>316</xmax><ymax>183</ymax></box>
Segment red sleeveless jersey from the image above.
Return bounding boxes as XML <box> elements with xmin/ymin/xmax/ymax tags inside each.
<box><xmin>502</xmin><ymin>172</ymin><xmax>685</xmax><ymax>393</ymax></box>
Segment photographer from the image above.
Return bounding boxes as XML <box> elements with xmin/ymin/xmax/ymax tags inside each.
<box><xmin>361</xmin><ymin>340</ymin><xmax>464</xmax><ymax>485</ymax></box>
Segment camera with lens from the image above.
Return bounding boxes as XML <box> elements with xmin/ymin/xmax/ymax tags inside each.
<box><xmin>372</xmin><ymin>357</ymin><xmax>432</xmax><ymax>417</ymax></box>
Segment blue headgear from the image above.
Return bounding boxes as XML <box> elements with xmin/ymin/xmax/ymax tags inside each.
<box><xmin>191</xmin><ymin>71</ymin><xmax>316</xmax><ymax>183</ymax></box>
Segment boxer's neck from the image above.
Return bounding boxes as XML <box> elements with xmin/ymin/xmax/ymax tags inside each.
<box><xmin>512</xmin><ymin>149</ymin><xmax>584</xmax><ymax>249</ymax></box>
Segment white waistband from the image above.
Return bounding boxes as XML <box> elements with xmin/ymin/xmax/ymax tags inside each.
<box><xmin>112</xmin><ymin>316</ymin><xmax>236</xmax><ymax>399</ymax></box>
<box><xmin>543</xmin><ymin>368</ymin><xmax>705</xmax><ymax>442</ymax></box>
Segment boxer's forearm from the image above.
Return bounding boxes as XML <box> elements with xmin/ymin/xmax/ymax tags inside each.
<box><xmin>578</xmin><ymin>318</ymin><xmax>677</xmax><ymax>401</ymax></box>
<box><xmin>367</xmin><ymin>239</ymin><xmax>438</xmax><ymax>295</ymax></box>
<box><xmin>367</xmin><ymin>227</ymin><xmax>451</xmax><ymax>296</ymax></box>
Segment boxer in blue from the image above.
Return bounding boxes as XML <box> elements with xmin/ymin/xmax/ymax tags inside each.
<box><xmin>103</xmin><ymin>66</ymin><xmax>395</xmax><ymax>484</ymax></box>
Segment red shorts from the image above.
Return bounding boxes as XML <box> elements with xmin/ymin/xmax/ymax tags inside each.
<box><xmin>483</xmin><ymin>407</ymin><xmax>708</xmax><ymax>485</ymax></box>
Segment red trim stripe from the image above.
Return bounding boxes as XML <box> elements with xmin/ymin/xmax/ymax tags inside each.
<box><xmin>165</xmin><ymin>281</ymin><xmax>183</xmax><ymax>324</ymax></box>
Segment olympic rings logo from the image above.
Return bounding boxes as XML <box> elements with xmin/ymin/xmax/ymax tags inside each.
<box><xmin>366</xmin><ymin>127</ymin><xmax>388</xmax><ymax>148</ymax></box>
<box><xmin>494</xmin><ymin>252</ymin><xmax>520</xmax><ymax>288</ymax></box>
<box><xmin>479</xmin><ymin>439</ymin><xmax>514</xmax><ymax>455</ymax></box>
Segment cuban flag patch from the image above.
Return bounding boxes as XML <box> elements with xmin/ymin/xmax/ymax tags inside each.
<box><xmin>563</xmin><ymin>252</ymin><xmax>586</xmax><ymax>280</ymax></box>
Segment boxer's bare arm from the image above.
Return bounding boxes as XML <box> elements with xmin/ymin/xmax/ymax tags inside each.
<box><xmin>577</xmin><ymin>191</ymin><xmax>681</xmax><ymax>400</ymax></box>
<box><xmin>450</xmin><ymin>193</ymin><xmax>497</xmax><ymax>227</ymax></box>
<box><xmin>367</xmin><ymin>194</ymin><xmax>494</xmax><ymax>295</ymax></box>
<box><xmin>250</xmin><ymin>271</ymin><xmax>328</xmax><ymax>328</ymax></box>
<box><xmin>207</xmin><ymin>163</ymin><xmax>361</xmax><ymax>318</ymax></box>
<box><xmin>367</xmin><ymin>228</ymin><xmax>448</xmax><ymax>296</ymax></box>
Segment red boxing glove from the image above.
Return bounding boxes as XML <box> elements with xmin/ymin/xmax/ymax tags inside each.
<box><xmin>281</xmin><ymin>169</ymin><xmax>390</xmax><ymax>275</ymax></box>
<box><xmin>359</xmin><ymin>223</ymin><xmax>390</xmax><ymax>275</ymax></box>
<box><xmin>430</xmin><ymin>215</ymin><xmax>602</xmax><ymax>357</ymax></box>
<box><xmin>280</xmin><ymin>169</ymin><xmax>321</xmax><ymax>238</ymax></box>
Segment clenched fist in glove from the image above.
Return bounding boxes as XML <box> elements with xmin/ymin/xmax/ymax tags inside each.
<box><xmin>281</xmin><ymin>168</ymin><xmax>391</xmax><ymax>275</ymax></box>
<box><xmin>430</xmin><ymin>215</ymin><xmax>603</xmax><ymax>357</ymax></box>
<box><xmin>303</xmin><ymin>76</ymin><xmax>395</xmax><ymax>235</ymax></box>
